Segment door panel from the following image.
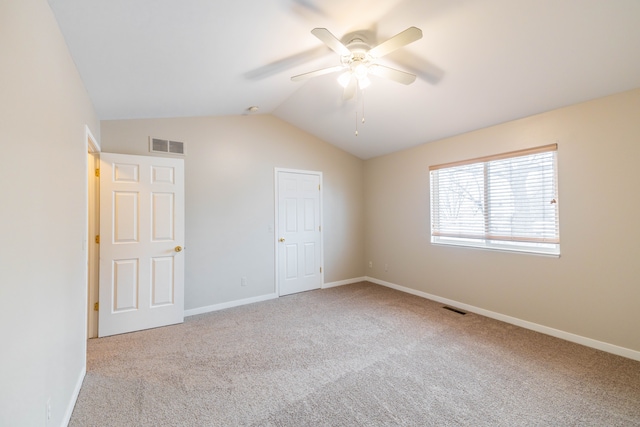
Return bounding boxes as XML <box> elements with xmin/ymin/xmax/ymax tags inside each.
<box><xmin>114</xmin><ymin>163</ymin><xmax>139</xmax><ymax>182</ymax></box>
<box><xmin>151</xmin><ymin>257</ymin><xmax>174</xmax><ymax>306</ymax></box>
<box><xmin>277</xmin><ymin>171</ymin><xmax>322</xmax><ymax>296</ymax></box>
<box><xmin>114</xmin><ymin>192</ymin><xmax>138</xmax><ymax>242</ymax></box>
<box><xmin>304</xmin><ymin>243</ymin><xmax>316</xmax><ymax>276</ymax></box>
<box><xmin>285</xmin><ymin>244</ymin><xmax>298</xmax><ymax>279</ymax></box>
<box><xmin>152</xmin><ymin>165</ymin><xmax>174</xmax><ymax>184</ymax></box>
<box><xmin>113</xmin><ymin>259</ymin><xmax>138</xmax><ymax>312</ymax></box>
<box><xmin>285</xmin><ymin>198</ymin><xmax>297</xmax><ymax>231</ymax></box>
<box><xmin>304</xmin><ymin>199</ymin><xmax>315</xmax><ymax>230</ymax></box>
<box><xmin>152</xmin><ymin>193</ymin><xmax>174</xmax><ymax>241</ymax></box>
<box><xmin>99</xmin><ymin>152</ymin><xmax>184</xmax><ymax>337</ymax></box>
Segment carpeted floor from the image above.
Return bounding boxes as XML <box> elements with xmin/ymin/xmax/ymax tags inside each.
<box><xmin>70</xmin><ymin>282</ymin><xmax>640</xmax><ymax>426</ymax></box>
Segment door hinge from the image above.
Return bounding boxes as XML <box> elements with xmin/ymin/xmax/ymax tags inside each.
<box><xmin>94</xmin><ymin>302</ymin><xmax>99</xmax><ymax>311</ymax></box>
<box><xmin>95</xmin><ymin>235</ymin><xmax>100</xmax><ymax>244</ymax></box>
<box><xmin>320</xmin><ymin>267</ymin><xmax>322</xmax><ymax>273</ymax></box>
<box><xmin>95</xmin><ymin>168</ymin><xmax>100</xmax><ymax>177</ymax></box>
<box><xmin>319</xmin><ymin>225</ymin><xmax>321</xmax><ymax>232</ymax></box>
<box><xmin>318</xmin><ymin>184</ymin><xmax>320</xmax><ymax>191</ymax></box>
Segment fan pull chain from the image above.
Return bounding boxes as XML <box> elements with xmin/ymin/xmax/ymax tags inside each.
<box><xmin>355</xmin><ymin>86</ymin><xmax>359</xmax><ymax>136</ymax></box>
<box><xmin>354</xmin><ymin>88</ymin><xmax>366</xmax><ymax>136</ymax></box>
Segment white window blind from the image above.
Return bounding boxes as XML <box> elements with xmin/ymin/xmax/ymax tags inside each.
<box><xmin>429</xmin><ymin>144</ymin><xmax>559</xmax><ymax>255</ymax></box>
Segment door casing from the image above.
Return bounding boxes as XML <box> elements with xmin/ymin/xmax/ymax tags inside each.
<box><xmin>86</xmin><ymin>126</ymin><xmax>100</xmax><ymax>339</ymax></box>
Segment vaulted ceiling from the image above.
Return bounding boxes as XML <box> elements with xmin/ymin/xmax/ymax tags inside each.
<box><xmin>48</xmin><ymin>0</ymin><xmax>640</xmax><ymax>159</ymax></box>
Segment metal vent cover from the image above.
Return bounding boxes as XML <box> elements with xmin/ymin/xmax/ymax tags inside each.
<box><xmin>149</xmin><ymin>137</ymin><xmax>185</xmax><ymax>155</ymax></box>
<box><xmin>443</xmin><ymin>306</ymin><xmax>467</xmax><ymax>315</ymax></box>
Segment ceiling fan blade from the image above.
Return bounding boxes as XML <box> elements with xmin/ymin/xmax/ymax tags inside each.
<box><xmin>385</xmin><ymin>50</ymin><xmax>445</xmax><ymax>85</ymax></box>
<box><xmin>311</xmin><ymin>28</ymin><xmax>351</xmax><ymax>56</ymax></box>
<box><xmin>368</xmin><ymin>27</ymin><xmax>423</xmax><ymax>59</ymax></box>
<box><xmin>369</xmin><ymin>64</ymin><xmax>417</xmax><ymax>85</ymax></box>
<box><xmin>245</xmin><ymin>46</ymin><xmax>330</xmax><ymax>80</ymax></box>
<box><xmin>342</xmin><ymin>75</ymin><xmax>357</xmax><ymax>100</ymax></box>
<box><xmin>291</xmin><ymin>65</ymin><xmax>345</xmax><ymax>82</ymax></box>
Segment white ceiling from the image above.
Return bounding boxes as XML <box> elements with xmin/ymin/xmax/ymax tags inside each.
<box><xmin>48</xmin><ymin>0</ymin><xmax>640</xmax><ymax>159</ymax></box>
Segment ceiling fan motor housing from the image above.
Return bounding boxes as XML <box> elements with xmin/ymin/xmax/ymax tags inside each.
<box><xmin>341</xmin><ymin>38</ymin><xmax>373</xmax><ymax>74</ymax></box>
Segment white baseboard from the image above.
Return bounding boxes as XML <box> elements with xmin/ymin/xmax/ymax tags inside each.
<box><xmin>323</xmin><ymin>277</ymin><xmax>367</xmax><ymax>289</ymax></box>
<box><xmin>186</xmin><ymin>278</ymin><xmax>368</xmax><ymax>317</ymax></box>
<box><xmin>365</xmin><ymin>276</ymin><xmax>640</xmax><ymax>362</ymax></box>
<box><xmin>185</xmin><ymin>293</ymin><xmax>279</xmax><ymax>317</ymax></box>
<box><xmin>62</xmin><ymin>366</ymin><xmax>86</xmax><ymax>427</ymax></box>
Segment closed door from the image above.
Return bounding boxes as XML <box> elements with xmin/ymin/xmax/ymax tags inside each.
<box><xmin>99</xmin><ymin>152</ymin><xmax>185</xmax><ymax>337</ymax></box>
<box><xmin>277</xmin><ymin>170</ymin><xmax>322</xmax><ymax>296</ymax></box>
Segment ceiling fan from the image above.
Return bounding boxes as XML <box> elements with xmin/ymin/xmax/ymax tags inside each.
<box><xmin>291</xmin><ymin>26</ymin><xmax>423</xmax><ymax>100</ymax></box>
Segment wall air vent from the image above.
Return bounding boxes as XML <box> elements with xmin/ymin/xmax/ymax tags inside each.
<box><xmin>149</xmin><ymin>137</ymin><xmax>185</xmax><ymax>156</ymax></box>
<box><xmin>443</xmin><ymin>306</ymin><xmax>467</xmax><ymax>315</ymax></box>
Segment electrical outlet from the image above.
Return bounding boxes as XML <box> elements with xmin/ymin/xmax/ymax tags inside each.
<box><xmin>368</xmin><ymin>261</ymin><xmax>373</xmax><ymax>268</ymax></box>
<box><xmin>241</xmin><ymin>276</ymin><xmax>247</xmax><ymax>287</ymax></box>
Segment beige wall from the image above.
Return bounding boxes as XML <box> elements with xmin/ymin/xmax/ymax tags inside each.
<box><xmin>101</xmin><ymin>115</ymin><xmax>365</xmax><ymax>310</ymax></box>
<box><xmin>0</xmin><ymin>0</ymin><xmax>100</xmax><ymax>425</ymax></box>
<box><xmin>1</xmin><ymin>3</ymin><xmax>636</xmax><ymax>426</ymax></box>
<box><xmin>364</xmin><ymin>88</ymin><xmax>640</xmax><ymax>353</ymax></box>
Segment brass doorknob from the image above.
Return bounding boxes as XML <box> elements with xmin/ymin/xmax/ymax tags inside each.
<box><xmin>175</xmin><ymin>246</ymin><xmax>183</xmax><ymax>252</ymax></box>
<box><xmin>279</xmin><ymin>238</ymin><xmax>285</xmax><ymax>243</ymax></box>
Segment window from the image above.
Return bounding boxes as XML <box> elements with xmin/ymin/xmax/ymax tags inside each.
<box><xmin>430</xmin><ymin>144</ymin><xmax>559</xmax><ymax>255</ymax></box>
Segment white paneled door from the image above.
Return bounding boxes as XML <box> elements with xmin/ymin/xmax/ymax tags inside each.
<box><xmin>99</xmin><ymin>153</ymin><xmax>184</xmax><ymax>337</ymax></box>
<box><xmin>277</xmin><ymin>170</ymin><xmax>322</xmax><ymax>296</ymax></box>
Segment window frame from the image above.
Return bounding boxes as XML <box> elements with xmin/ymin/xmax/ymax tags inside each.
<box><xmin>429</xmin><ymin>144</ymin><xmax>560</xmax><ymax>256</ymax></box>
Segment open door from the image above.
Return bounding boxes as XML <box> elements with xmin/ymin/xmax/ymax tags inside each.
<box><xmin>98</xmin><ymin>152</ymin><xmax>185</xmax><ymax>337</ymax></box>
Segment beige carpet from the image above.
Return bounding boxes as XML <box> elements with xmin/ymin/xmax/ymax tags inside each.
<box><xmin>70</xmin><ymin>282</ymin><xmax>640</xmax><ymax>426</ymax></box>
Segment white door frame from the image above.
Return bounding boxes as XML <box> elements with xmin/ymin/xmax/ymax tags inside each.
<box><xmin>274</xmin><ymin>168</ymin><xmax>324</xmax><ymax>296</ymax></box>
<box><xmin>85</xmin><ymin>126</ymin><xmax>100</xmax><ymax>339</ymax></box>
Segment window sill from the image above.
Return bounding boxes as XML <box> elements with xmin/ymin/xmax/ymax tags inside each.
<box><xmin>431</xmin><ymin>238</ymin><xmax>560</xmax><ymax>257</ymax></box>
